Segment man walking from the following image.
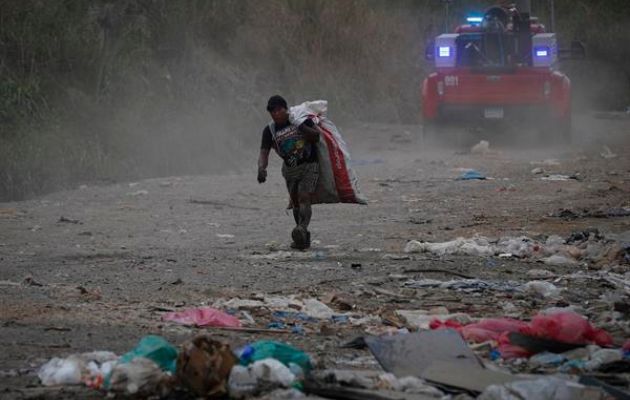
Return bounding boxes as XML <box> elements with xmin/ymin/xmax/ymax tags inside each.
<box><xmin>257</xmin><ymin>95</ymin><xmax>321</xmax><ymax>250</ymax></box>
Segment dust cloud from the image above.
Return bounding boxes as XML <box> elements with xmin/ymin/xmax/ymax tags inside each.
<box><xmin>1</xmin><ymin>1</ymin><xmax>628</xmax><ymax>201</ymax></box>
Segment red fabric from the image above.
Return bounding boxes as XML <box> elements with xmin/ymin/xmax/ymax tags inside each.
<box><xmin>430</xmin><ymin>312</ymin><xmax>613</xmax><ymax>359</ymax></box>
<box><xmin>429</xmin><ymin>319</ymin><xmax>463</xmax><ymax>331</ymax></box>
<box><xmin>162</xmin><ymin>307</ymin><xmax>241</xmax><ymax>328</ymax></box>
<box><xmin>319</xmin><ymin>125</ymin><xmax>357</xmax><ymax>203</ymax></box>
<box><xmin>496</xmin><ymin>331</ymin><xmax>531</xmax><ymax>358</ymax></box>
<box><xmin>522</xmin><ymin>312</ymin><xmax>613</xmax><ymax>346</ymax></box>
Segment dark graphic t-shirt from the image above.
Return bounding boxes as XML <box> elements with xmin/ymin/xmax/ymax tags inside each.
<box><xmin>261</xmin><ymin>119</ymin><xmax>317</xmax><ymax>167</ymax></box>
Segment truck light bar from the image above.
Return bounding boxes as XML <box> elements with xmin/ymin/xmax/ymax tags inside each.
<box><xmin>466</xmin><ymin>16</ymin><xmax>483</xmax><ymax>24</ymax></box>
<box><xmin>438</xmin><ymin>46</ymin><xmax>451</xmax><ymax>57</ymax></box>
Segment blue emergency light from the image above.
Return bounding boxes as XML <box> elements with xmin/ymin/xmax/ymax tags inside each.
<box><xmin>535</xmin><ymin>47</ymin><xmax>550</xmax><ymax>57</ymax></box>
<box><xmin>438</xmin><ymin>46</ymin><xmax>451</xmax><ymax>57</ymax></box>
<box><xmin>466</xmin><ymin>16</ymin><xmax>483</xmax><ymax>24</ymax></box>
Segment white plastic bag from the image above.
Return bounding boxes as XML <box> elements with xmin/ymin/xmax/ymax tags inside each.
<box><xmin>289</xmin><ymin>100</ymin><xmax>367</xmax><ymax>205</ymax></box>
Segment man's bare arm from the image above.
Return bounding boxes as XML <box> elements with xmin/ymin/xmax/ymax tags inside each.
<box><xmin>258</xmin><ymin>148</ymin><xmax>270</xmax><ymax>171</ymax></box>
<box><xmin>257</xmin><ymin>148</ymin><xmax>270</xmax><ymax>183</ymax></box>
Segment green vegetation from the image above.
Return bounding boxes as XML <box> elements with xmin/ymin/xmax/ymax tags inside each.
<box><xmin>0</xmin><ymin>0</ymin><xmax>628</xmax><ymax>201</ymax></box>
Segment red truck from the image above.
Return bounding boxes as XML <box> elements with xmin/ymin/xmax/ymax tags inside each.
<box><xmin>422</xmin><ymin>4</ymin><xmax>577</xmax><ymax>143</ymax></box>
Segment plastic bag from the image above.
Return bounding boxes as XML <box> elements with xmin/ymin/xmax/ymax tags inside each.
<box><xmin>289</xmin><ymin>100</ymin><xmax>367</xmax><ymax>205</ymax></box>
<box><xmin>108</xmin><ymin>357</ymin><xmax>171</xmax><ymax>396</ymax></box>
<box><xmin>229</xmin><ymin>360</ymin><xmax>297</xmax><ymax>399</ymax></box>
<box><xmin>162</xmin><ymin>307</ymin><xmax>241</xmax><ymax>328</ymax></box>
<box><xmin>238</xmin><ymin>341</ymin><xmax>312</xmax><ymax>372</ymax></box>
<box><xmin>431</xmin><ymin>312</ymin><xmax>613</xmax><ymax>359</ymax></box>
<box><xmin>119</xmin><ymin>335</ymin><xmax>178</xmax><ymax>374</ymax></box>
<box><xmin>38</xmin><ymin>357</ymin><xmax>83</xmax><ymax>386</ymax></box>
<box><xmin>462</xmin><ymin>318</ymin><xmax>529</xmax><ymax>343</ymax></box>
<box><xmin>522</xmin><ymin>312</ymin><xmax>613</xmax><ymax>346</ymax></box>
<box><xmin>38</xmin><ymin>351</ymin><xmax>118</xmax><ymax>387</ymax></box>
<box><xmin>430</xmin><ymin>318</ymin><xmax>527</xmax><ymax>343</ymax></box>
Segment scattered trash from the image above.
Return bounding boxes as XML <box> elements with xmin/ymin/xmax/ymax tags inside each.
<box><xmin>365</xmin><ymin>330</ymin><xmax>480</xmax><ymax>377</ymax></box>
<box><xmin>397</xmin><ymin>309</ymin><xmax>472</xmax><ymax>329</ymax></box>
<box><xmin>404</xmin><ymin>278</ymin><xmax>522</xmax><ymax>293</ymax></box>
<box><xmin>162</xmin><ymin>307</ymin><xmax>241</xmax><ymax>328</ymax></box>
<box><xmin>108</xmin><ymin>357</ymin><xmax>171</xmax><ymax>396</ymax></box>
<box><xmin>38</xmin><ymin>351</ymin><xmax>117</xmax><ymax>387</ymax></box>
<box><xmin>600</xmin><ymin>145</ymin><xmax>618</xmax><ymax>159</ymax></box>
<box><xmin>177</xmin><ymin>335</ymin><xmax>238</xmax><ymax>398</ymax></box>
<box><xmin>302</xmin><ymin>298</ymin><xmax>337</xmax><ymax>320</ymax></box>
<box><xmin>523</xmin><ymin>280</ymin><xmax>561</xmax><ymax>298</ymax></box>
<box><xmin>58</xmin><ymin>216</ymin><xmax>81</xmax><ymax>224</ymax></box>
<box><xmin>584</xmin><ymin>348</ymin><xmax>623</xmax><ymax>371</ymax></box>
<box><xmin>238</xmin><ymin>341</ymin><xmax>312</xmax><ymax>373</ymax></box>
<box><xmin>531</xmin><ymin>167</ymin><xmax>544</xmax><ymax>174</ymax></box>
<box><xmin>404</xmin><ymin>234</ymin><xmax>625</xmax><ymax>267</ymax></box>
<box><xmin>431</xmin><ymin>311</ymin><xmax>614</xmax><ymax>359</ymax></box>
<box><xmin>127</xmin><ymin>189</ymin><xmax>149</xmax><ymax>196</ymax></box>
<box><xmin>540</xmin><ymin>174</ymin><xmax>577</xmax><ymax>181</ymax></box>
<box><xmin>527</xmin><ymin>269</ymin><xmax>557</xmax><ymax>279</ymax></box>
<box><xmin>458</xmin><ymin>169</ymin><xmax>487</xmax><ymax>180</ymax></box>
<box><xmin>471</xmin><ymin>140</ymin><xmax>490</xmax><ymax>155</ymax></box>
<box><xmin>523</xmin><ymin>312</ymin><xmax>614</xmax><ymax>347</ymax></box>
<box><xmin>479</xmin><ymin>376</ymin><xmax>607</xmax><ymax>400</ymax></box>
<box><xmin>530</xmin><ymin>158</ymin><xmax>561</xmax><ymax>166</ymax></box>
<box><xmin>307</xmin><ymin>369</ymin><xmax>444</xmax><ymax>397</ymax></box>
<box><xmin>528</xmin><ymin>352</ymin><xmax>567</xmax><ymax>368</ymax></box>
<box><xmin>119</xmin><ymin>335</ymin><xmax>178</xmax><ymax>374</ymax></box>
<box><xmin>422</xmin><ymin>361</ymin><xmax>520</xmax><ymax>394</ymax></box>
<box><xmin>229</xmin><ymin>359</ymin><xmax>296</xmax><ymax>398</ymax></box>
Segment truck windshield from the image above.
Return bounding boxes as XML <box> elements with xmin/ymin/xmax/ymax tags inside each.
<box><xmin>456</xmin><ymin>33</ymin><xmax>511</xmax><ymax>67</ymax></box>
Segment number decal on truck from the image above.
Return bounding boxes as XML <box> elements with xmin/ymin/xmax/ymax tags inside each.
<box><xmin>444</xmin><ymin>75</ymin><xmax>459</xmax><ymax>87</ymax></box>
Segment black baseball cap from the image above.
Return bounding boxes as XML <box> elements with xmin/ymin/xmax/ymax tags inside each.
<box><xmin>266</xmin><ymin>95</ymin><xmax>287</xmax><ymax>112</ymax></box>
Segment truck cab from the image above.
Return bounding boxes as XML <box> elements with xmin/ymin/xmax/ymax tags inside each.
<box><xmin>422</xmin><ymin>5</ymin><xmax>572</xmax><ymax>143</ymax></box>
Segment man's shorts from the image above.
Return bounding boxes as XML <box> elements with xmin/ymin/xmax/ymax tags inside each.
<box><xmin>281</xmin><ymin>161</ymin><xmax>319</xmax><ymax>195</ymax></box>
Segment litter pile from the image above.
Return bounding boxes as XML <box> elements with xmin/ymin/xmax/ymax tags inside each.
<box><xmin>34</xmin><ymin>232</ymin><xmax>630</xmax><ymax>398</ymax></box>
<box><xmin>404</xmin><ymin>230</ymin><xmax>630</xmax><ymax>268</ymax></box>
<box><xmin>37</xmin><ymin>291</ymin><xmax>630</xmax><ymax>399</ymax></box>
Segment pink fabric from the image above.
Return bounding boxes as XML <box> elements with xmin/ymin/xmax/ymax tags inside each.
<box><xmin>162</xmin><ymin>307</ymin><xmax>241</xmax><ymax>328</ymax></box>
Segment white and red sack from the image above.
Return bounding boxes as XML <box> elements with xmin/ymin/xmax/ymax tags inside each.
<box><xmin>289</xmin><ymin>100</ymin><xmax>367</xmax><ymax>205</ymax></box>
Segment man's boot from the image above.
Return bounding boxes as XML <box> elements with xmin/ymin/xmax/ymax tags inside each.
<box><xmin>291</xmin><ymin>225</ymin><xmax>308</xmax><ymax>250</ymax></box>
<box><xmin>304</xmin><ymin>230</ymin><xmax>311</xmax><ymax>249</ymax></box>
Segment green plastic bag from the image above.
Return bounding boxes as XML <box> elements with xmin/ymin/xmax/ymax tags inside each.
<box><xmin>239</xmin><ymin>340</ymin><xmax>312</xmax><ymax>372</ymax></box>
<box><xmin>119</xmin><ymin>335</ymin><xmax>178</xmax><ymax>374</ymax></box>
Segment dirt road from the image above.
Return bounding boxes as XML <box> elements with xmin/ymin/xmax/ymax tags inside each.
<box><xmin>1</xmin><ymin>114</ymin><xmax>629</xmax><ymax>398</ymax></box>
